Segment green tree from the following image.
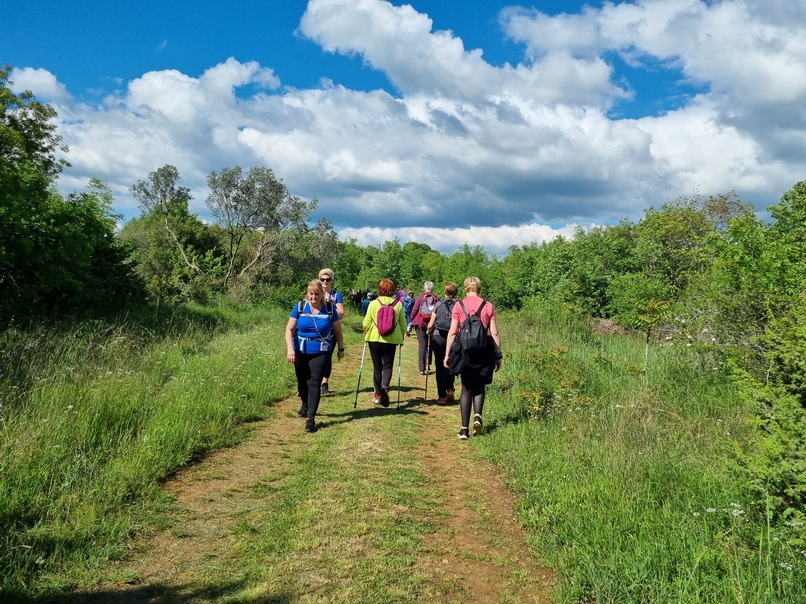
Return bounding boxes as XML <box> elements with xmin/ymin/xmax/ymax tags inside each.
<box><xmin>206</xmin><ymin>165</ymin><xmax>315</xmax><ymax>289</ymax></box>
<box><xmin>1</xmin><ymin>68</ymin><xmax>143</xmax><ymax>319</ymax></box>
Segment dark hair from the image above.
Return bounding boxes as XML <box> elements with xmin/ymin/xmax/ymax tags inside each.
<box><xmin>443</xmin><ymin>281</ymin><xmax>458</xmax><ymax>298</ymax></box>
<box><xmin>378</xmin><ymin>279</ymin><xmax>396</xmax><ymax>297</ymax></box>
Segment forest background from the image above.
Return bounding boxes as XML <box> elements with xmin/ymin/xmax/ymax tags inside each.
<box><xmin>3</xmin><ymin>66</ymin><xmax>806</xmax><ymax>600</ymax></box>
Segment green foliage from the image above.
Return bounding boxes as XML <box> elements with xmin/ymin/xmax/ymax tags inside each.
<box><xmin>0</xmin><ymin>302</ymin><xmax>292</xmax><ymax>593</ymax></box>
<box><xmin>0</xmin><ymin>69</ymin><xmax>145</xmax><ymax>320</ymax></box>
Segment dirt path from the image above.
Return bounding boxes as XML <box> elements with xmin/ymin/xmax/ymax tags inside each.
<box><xmin>72</xmin><ymin>335</ymin><xmax>556</xmax><ymax>603</ymax></box>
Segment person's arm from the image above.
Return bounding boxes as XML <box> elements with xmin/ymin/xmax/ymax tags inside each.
<box><xmin>285</xmin><ymin>317</ymin><xmax>298</xmax><ymax>364</ymax></box>
<box><xmin>335</xmin><ymin>292</ymin><xmax>345</xmax><ymax>319</ymax></box>
<box><xmin>488</xmin><ymin>316</ymin><xmax>502</xmax><ymax>371</ymax></box>
<box><xmin>362</xmin><ymin>301</ymin><xmax>373</xmax><ymax>336</ymax></box>
<box><xmin>426</xmin><ymin>311</ymin><xmax>437</xmax><ymax>335</ymax></box>
<box><xmin>396</xmin><ymin>302</ymin><xmax>406</xmax><ymax>341</ymax></box>
<box><xmin>333</xmin><ymin>320</ymin><xmax>345</xmax><ymax>360</ymax></box>
<box><xmin>410</xmin><ymin>296</ymin><xmax>422</xmax><ymax>326</ymax></box>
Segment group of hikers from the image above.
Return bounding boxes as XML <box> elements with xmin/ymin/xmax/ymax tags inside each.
<box><xmin>284</xmin><ymin>270</ymin><xmax>503</xmax><ymax>439</ymax></box>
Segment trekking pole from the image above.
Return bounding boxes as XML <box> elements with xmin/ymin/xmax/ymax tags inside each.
<box><xmin>397</xmin><ymin>343</ymin><xmax>403</xmax><ymax>409</ymax></box>
<box><xmin>423</xmin><ymin>333</ymin><xmax>431</xmax><ymax>401</ymax></box>
<box><xmin>353</xmin><ymin>340</ymin><xmax>368</xmax><ymax>409</ymax></box>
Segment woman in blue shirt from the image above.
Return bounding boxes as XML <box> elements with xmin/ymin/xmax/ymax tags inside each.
<box><xmin>319</xmin><ymin>268</ymin><xmax>345</xmax><ymax>396</ymax></box>
<box><xmin>285</xmin><ymin>280</ymin><xmax>345</xmax><ymax>433</ymax></box>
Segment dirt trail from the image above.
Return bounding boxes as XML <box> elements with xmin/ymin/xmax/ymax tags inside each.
<box><xmin>73</xmin><ymin>335</ymin><xmax>556</xmax><ymax>603</ymax></box>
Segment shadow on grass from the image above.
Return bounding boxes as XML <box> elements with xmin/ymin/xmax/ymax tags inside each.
<box><xmin>11</xmin><ymin>581</ymin><xmax>293</xmax><ymax>604</ymax></box>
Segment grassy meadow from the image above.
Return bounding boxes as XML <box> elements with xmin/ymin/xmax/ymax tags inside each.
<box><xmin>1</xmin><ymin>298</ymin><xmax>805</xmax><ymax>602</ymax></box>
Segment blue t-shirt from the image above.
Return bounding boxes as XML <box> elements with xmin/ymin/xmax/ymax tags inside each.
<box><xmin>324</xmin><ymin>290</ymin><xmax>343</xmax><ymax>306</ymax></box>
<box><xmin>291</xmin><ymin>301</ymin><xmax>339</xmax><ymax>344</ymax></box>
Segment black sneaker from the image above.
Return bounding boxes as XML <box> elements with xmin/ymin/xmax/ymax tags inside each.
<box><xmin>473</xmin><ymin>415</ymin><xmax>483</xmax><ymax>436</ymax></box>
<box><xmin>457</xmin><ymin>428</ymin><xmax>469</xmax><ymax>440</ymax></box>
<box><xmin>379</xmin><ymin>387</ymin><xmax>390</xmax><ymax>407</ymax></box>
<box><xmin>305</xmin><ymin>418</ymin><xmax>317</xmax><ymax>433</ymax></box>
<box><xmin>297</xmin><ymin>406</ymin><xmax>308</xmax><ymax>418</ymax></box>
<box><xmin>321</xmin><ymin>383</ymin><xmax>330</xmax><ymax>396</ymax></box>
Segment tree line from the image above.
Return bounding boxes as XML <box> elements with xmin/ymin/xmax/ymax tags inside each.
<box><xmin>2</xmin><ymin>67</ymin><xmax>805</xmax><ymax>543</ymax></box>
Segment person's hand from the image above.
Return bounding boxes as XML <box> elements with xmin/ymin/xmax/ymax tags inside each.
<box><xmin>444</xmin><ymin>354</ymin><xmax>450</xmax><ymax>369</ymax></box>
<box><xmin>494</xmin><ymin>358</ymin><xmax>502</xmax><ymax>371</ymax></box>
<box><xmin>287</xmin><ymin>350</ymin><xmax>295</xmax><ymax>364</ymax></box>
<box><xmin>337</xmin><ymin>349</ymin><xmax>345</xmax><ymax>361</ymax></box>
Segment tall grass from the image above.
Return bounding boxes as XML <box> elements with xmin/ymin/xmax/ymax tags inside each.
<box><xmin>480</xmin><ymin>298</ymin><xmax>806</xmax><ymax>603</ymax></box>
<box><xmin>0</xmin><ymin>301</ymin><xmax>293</xmax><ymax>596</ymax></box>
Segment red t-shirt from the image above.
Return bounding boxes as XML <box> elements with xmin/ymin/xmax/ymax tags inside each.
<box><xmin>451</xmin><ymin>297</ymin><xmax>495</xmax><ymax>334</ymax></box>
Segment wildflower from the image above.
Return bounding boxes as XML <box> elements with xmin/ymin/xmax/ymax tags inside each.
<box><xmin>693</xmin><ymin>511</ymin><xmax>701</xmax><ymax>517</ymax></box>
<box><xmin>780</xmin><ymin>562</ymin><xmax>793</xmax><ymax>571</ymax></box>
<box><xmin>66</xmin><ymin>405</ymin><xmax>74</xmax><ymax>411</ymax></box>
<box><xmin>706</xmin><ymin>508</ymin><xmax>716</xmax><ymax>513</ymax></box>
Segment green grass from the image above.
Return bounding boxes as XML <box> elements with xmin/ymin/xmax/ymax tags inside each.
<box><xmin>0</xmin><ymin>301</ymin><xmax>294</xmax><ymax>598</ymax></box>
<box><xmin>2</xmin><ymin>298</ymin><xmax>806</xmax><ymax>602</ymax></box>
<box><xmin>479</xmin><ymin>298</ymin><xmax>806</xmax><ymax>603</ymax></box>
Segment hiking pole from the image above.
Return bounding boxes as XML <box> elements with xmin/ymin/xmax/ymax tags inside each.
<box><xmin>353</xmin><ymin>340</ymin><xmax>368</xmax><ymax>409</ymax></box>
<box><xmin>423</xmin><ymin>333</ymin><xmax>431</xmax><ymax>401</ymax></box>
<box><xmin>397</xmin><ymin>343</ymin><xmax>403</xmax><ymax>409</ymax></box>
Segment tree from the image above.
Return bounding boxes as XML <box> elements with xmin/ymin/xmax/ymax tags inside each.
<box><xmin>130</xmin><ymin>165</ymin><xmax>208</xmax><ymax>276</ymax></box>
<box><xmin>206</xmin><ymin>165</ymin><xmax>316</xmax><ymax>290</ymax></box>
<box><xmin>1</xmin><ymin>67</ymin><xmax>143</xmax><ymax>319</ymax></box>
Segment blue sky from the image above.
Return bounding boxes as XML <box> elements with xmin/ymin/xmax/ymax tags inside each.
<box><xmin>4</xmin><ymin>0</ymin><xmax>805</xmax><ymax>254</ymax></box>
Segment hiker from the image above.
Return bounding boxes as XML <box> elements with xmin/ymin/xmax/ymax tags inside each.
<box><xmin>403</xmin><ymin>291</ymin><xmax>415</xmax><ymax>334</ymax></box>
<box><xmin>426</xmin><ymin>281</ymin><xmax>458</xmax><ymax>405</ymax></box>
<box><xmin>285</xmin><ymin>279</ymin><xmax>345</xmax><ymax>433</ymax></box>
<box><xmin>444</xmin><ymin>277</ymin><xmax>502</xmax><ymax>440</ymax></box>
<box><xmin>410</xmin><ymin>281</ymin><xmax>440</xmax><ymax>375</ymax></box>
<box><xmin>360</xmin><ymin>291</ymin><xmax>373</xmax><ymax>316</ymax></box>
<box><xmin>319</xmin><ymin>268</ymin><xmax>345</xmax><ymax>396</ymax></box>
<box><xmin>362</xmin><ymin>279</ymin><xmax>406</xmax><ymax>407</ymax></box>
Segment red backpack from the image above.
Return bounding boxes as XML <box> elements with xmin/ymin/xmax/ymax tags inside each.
<box><xmin>375</xmin><ymin>300</ymin><xmax>399</xmax><ymax>336</ymax></box>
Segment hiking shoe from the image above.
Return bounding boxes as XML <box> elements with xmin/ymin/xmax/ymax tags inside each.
<box><xmin>321</xmin><ymin>383</ymin><xmax>330</xmax><ymax>396</ymax></box>
<box><xmin>419</xmin><ymin>370</ymin><xmax>426</xmax><ymax>376</ymax></box>
<box><xmin>457</xmin><ymin>428</ymin><xmax>469</xmax><ymax>440</ymax></box>
<box><xmin>446</xmin><ymin>389</ymin><xmax>455</xmax><ymax>403</ymax></box>
<box><xmin>473</xmin><ymin>415</ymin><xmax>483</xmax><ymax>436</ymax></box>
<box><xmin>379</xmin><ymin>387</ymin><xmax>390</xmax><ymax>407</ymax></box>
<box><xmin>305</xmin><ymin>419</ymin><xmax>317</xmax><ymax>433</ymax></box>
<box><xmin>373</xmin><ymin>392</ymin><xmax>381</xmax><ymax>404</ymax></box>
<box><xmin>437</xmin><ymin>396</ymin><xmax>447</xmax><ymax>405</ymax></box>
<box><xmin>297</xmin><ymin>406</ymin><xmax>308</xmax><ymax>418</ymax></box>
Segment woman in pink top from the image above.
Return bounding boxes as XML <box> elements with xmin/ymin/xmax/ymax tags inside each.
<box><xmin>444</xmin><ymin>276</ymin><xmax>503</xmax><ymax>440</ymax></box>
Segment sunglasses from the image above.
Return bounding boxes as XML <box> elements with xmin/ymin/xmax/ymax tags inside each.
<box><xmin>320</xmin><ymin>277</ymin><xmax>332</xmax><ymax>281</ymax></box>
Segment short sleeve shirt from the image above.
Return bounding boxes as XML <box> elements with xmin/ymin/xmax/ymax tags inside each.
<box><xmin>291</xmin><ymin>301</ymin><xmax>339</xmax><ymax>339</ymax></box>
<box><xmin>451</xmin><ymin>297</ymin><xmax>495</xmax><ymax>333</ymax></box>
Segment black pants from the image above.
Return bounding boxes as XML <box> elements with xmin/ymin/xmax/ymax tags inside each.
<box><xmin>416</xmin><ymin>326</ymin><xmax>432</xmax><ymax>372</ymax></box>
<box><xmin>459</xmin><ymin>370</ymin><xmax>486</xmax><ymax>428</ymax></box>
<box><xmin>323</xmin><ymin>337</ymin><xmax>335</xmax><ymax>380</ymax></box>
<box><xmin>431</xmin><ymin>331</ymin><xmax>455</xmax><ymax>398</ymax></box>
<box><xmin>294</xmin><ymin>351</ymin><xmax>329</xmax><ymax>420</ymax></box>
<box><xmin>368</xmin><ymin>341</ymin><xmax>397</xmax><ymax>394</ymax></box>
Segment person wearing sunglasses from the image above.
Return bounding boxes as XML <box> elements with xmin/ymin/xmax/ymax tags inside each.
<box><xmin>319</xmin><ymin>268</ymin><xmax>345</xmax><ymax>395</ymax></box>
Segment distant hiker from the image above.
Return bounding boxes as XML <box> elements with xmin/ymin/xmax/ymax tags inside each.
<box><xmin>444</xmin><ymin>277</ymin><xmax>502</xmax><ymax>440</ymax></box>
<box><xmin>410</xmin><ymin>281</ymin><xmax>440</xmax><ymax>375</ymax></box>
<box><xmin>362</xmin><ymin>279</ymin><xmax>406</xmax><ymax>407</ymax></box>
<box><xmin>285</xmin><ymin>279</ymin><xmax>345</xmax><ymax>433</ymax></box>
<box><xmin>360</xmin><ymin>292</ymin><xmax>373</xmax><ymax>316</ymax></box>
<box><xmin>319</xmin><ymin>268</ymin><xmax>345</xmax><ymax>396</ymax></box>
<box><xmin>403</xmin><ymin>291</ymin><xmax>415</xmax><ymax>334</ymax></box>
<box><xmin>426</xmin><ymin>281</ymin><xmax>458</xmax><ymax>405</ymax></box>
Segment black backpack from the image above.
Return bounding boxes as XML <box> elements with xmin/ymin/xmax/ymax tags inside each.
<box><xmin>458</xmin><ymin>300</ymin><xmax>488</xmax><ymax>353</ymax></box>
<box><xmin>434</xmin><ymin>299</ymin><xmax>456</xmax><ymax>333</ymax></box>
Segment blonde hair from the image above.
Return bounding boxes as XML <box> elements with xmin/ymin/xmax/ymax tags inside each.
<box><xmin>319</xmin><ymin>268</ymin><xmax>334</xmax><ymax>281</ymax></box>
<box><xmin>306</xmin><ymin>279</ymin><xmax>325</xmax><ymax>297</ymax></box>
<box><xmin>463</xmin><ymin>277</ymin><xmax>481</xmax><ymax>294</ymax></box>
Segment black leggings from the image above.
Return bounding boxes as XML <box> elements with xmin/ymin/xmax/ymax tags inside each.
<box><xmin>294</xmin><ymin>352</ymin><xmax>329</xmax><ymax>420</ymax></box>
<box><xmin>416</xmin><ymin>326</ymin><xmax>432</xmax><ymax>372</ymax></box>
<box><xmin>430</xmin><ymin>333</ymin><xmax>454</xmax><ymax>397</ymax></box>
<box><xmin>368</xmin><ymin>341</ymin><xmax>398</xmax><ymax>394</ymax></box>
<box><xmin>459</xmin><ymin>370</ymin><xmax>486</xmax><ymax>428</ymax></box>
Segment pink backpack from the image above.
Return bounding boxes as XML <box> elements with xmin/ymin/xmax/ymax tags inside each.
<box><xmin>375</xmin><ymin>300</ymin><xmax>399</xmax><ymax>336</ymax></box>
